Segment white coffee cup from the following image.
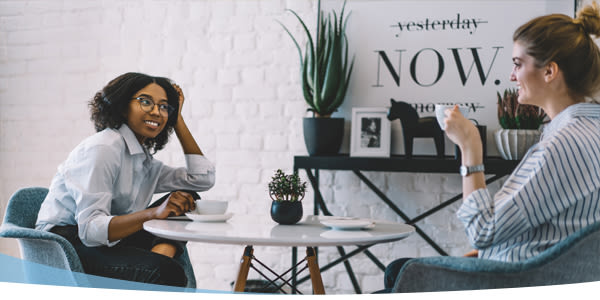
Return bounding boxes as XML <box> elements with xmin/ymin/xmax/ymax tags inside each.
<box><xmin>195</xmin><ymin>200</ymin><xmax>228</xmax><ymax>215</ymax></box>
<box><xmin>435</xmin><ymin>104</ymin><xmax>469</xmax><ymax>130</ymax></box>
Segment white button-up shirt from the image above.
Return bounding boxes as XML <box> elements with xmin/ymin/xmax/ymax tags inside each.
<box><xmin>457</xmin><ymin>103</ymin><xmax>600</xmax><ymax>262</ymax></box>
<box><xmin>36</xmin><ymin>125</ymin><xmax>215</xmax><ymax>247</ymax></box>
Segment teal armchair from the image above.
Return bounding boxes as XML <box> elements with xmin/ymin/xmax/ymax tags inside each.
<box><xmin>392</xmin><ymin>221</ymin><xmax>600</xmax><ymax>292</ymax></box>
<box><xmin>0</xmin><ymin>187</ymin><xmax>197</xmax><ymax>289</ymax></box>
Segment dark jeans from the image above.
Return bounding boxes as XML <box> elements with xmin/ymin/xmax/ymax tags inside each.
<box><xmin>50</xmin><ymin>191</ymin><xmax>201</xmax><ymax>287</ymax></box>
<box><xmin>51</xmin><ymin>225</ymin><xmax>188</xmax><ymax>287</ymax></box>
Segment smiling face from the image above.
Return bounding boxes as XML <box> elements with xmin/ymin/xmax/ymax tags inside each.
<box><xmin>126</xmin><ymin>83</ymin><xmax>169</xmax><ymax>144</ymax></box>
<box><xmin>510</xmin><ymin>42</ymin><xmax>548</xmax><ymax>107</ymax></box>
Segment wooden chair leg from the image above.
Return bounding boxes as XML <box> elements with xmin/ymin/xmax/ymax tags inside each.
<box><xmin>233</xmin><ymin>245</ymin><xmax>254</xmax><ymax>292</ymax></box>
<box><xmin>306</xmin><ymin>247</ymin><xmax>325</xmax><ymax>294</ymax></box>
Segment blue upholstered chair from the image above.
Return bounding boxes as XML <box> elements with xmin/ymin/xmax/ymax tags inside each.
<box><xmin>392</xmin><ymin>221</ymin><xmax>600</xmax><ymax>292</ymax></box>
<box><xmin>0</xmin><ymin>187</ymin><xmax>197</xmax><ymax>289</ymax></box>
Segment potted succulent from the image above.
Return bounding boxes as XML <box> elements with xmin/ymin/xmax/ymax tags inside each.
<box><xmin>280</xmin><ymin>0</ymin><xmax>354</xmax><ymax>155</ymax></box>
<box><xmin>268</xmin><ymin>169</ymin><xmax>307</xmax><ymax>225</ymax></box>
<box><xmin>495</xmin><ymin>88</ymin><xmax>547</xmax><ymax>160</ymax></box>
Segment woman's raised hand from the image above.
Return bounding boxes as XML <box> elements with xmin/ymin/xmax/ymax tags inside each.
<box><xmin>444</xmin><ymin>105</ymin><xmax>484</xmax><ymax>171</ymax></box>
<box><xmin>444</xmin><ymin>105</ymin><xmax>481</xmax><ymax>151</ymax></box>
<box><xmin>170</xmin><ymin>82</ymin><xmax>203</xmax><ymax>155</ymax></box>
<box><xmin>172</xmin><ymin>83</ymin><xmax>185</xmax><ymax>117</ymax></box>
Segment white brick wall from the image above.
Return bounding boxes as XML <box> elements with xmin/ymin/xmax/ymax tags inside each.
<box><xmin>0</xmin><ymin>0</ymin><xmax>503</xmax><ymax>294</ymax></box>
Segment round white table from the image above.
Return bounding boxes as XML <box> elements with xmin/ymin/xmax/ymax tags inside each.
<box><xmin>143</xmin><ymin>215</ymin><xmax>414</xmax><ymax>294</ymax></box>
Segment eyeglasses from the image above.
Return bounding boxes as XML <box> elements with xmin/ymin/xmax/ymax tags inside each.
<box><xmin>132</xmin><ymin>97</ymin><xmax>175</xmax><ymax>117</ymax></box>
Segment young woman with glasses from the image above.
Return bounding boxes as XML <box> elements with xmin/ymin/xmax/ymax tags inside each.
<box><xmin>36</xmin><ymin>72</ymin><xmax>215</xmax><ymax>287</ymax></box>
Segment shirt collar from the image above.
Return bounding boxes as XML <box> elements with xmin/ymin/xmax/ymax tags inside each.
<box><xmin>118</xmin><ymin>124</ymin><xmax>146</xmax><ymax>156</ymax></box>
<box><xmin>542</xmin><ymin>103</ymin><xmax>600</xmax><ymax>139</ymax></box>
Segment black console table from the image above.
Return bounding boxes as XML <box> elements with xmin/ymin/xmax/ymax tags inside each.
<box><xmin>292</xmin><ymin>155</ymin><xmax>520</xmax><ymax>293</ymax></box>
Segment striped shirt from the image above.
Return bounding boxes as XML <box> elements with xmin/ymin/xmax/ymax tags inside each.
<box><xmin>457</xmin><ymin>103</ymin><xmax>600</xmax><ymax>262</ymax></box>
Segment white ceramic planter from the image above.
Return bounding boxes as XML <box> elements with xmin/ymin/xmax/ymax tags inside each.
<box><xmin>494</xmin><ymin>129</ymin><xmax>541</xmax><ymax>160</ymax></box>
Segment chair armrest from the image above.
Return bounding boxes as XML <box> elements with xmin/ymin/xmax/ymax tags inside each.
<box><xmin>0</xmin><ymin>223</ymin><xmax>84</xmax><ymax>272</ymax></box>
<box><xmin>405</xmin><ymin>256</ymin><xmax>527</xmax><ymax>272</ymax></box>
<box><xmin>394</xmin><ymin>224</ymin><xmax>600</xmax><ymax>292</ymax></box>
<box><xmin>393</xmin><ymin>256</ymin><xmax>532</xmax><ymax>292</ymax></box>
<box><xmin>1</xmin><ymin>223</ymin><xmax>66</xmax><ymax>242</ymax></box>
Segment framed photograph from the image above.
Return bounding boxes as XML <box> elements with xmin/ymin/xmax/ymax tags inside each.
<box><xmin>350</xmin><ymin>107</ymin><xmax>391</xmax><ymax>157</ymax></box>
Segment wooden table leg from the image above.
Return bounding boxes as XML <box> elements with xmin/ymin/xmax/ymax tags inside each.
<box><xmin>233</xmin><ymin>245</ymin><xmax>253</xmax><ymax>292</ymax></box>
<box><xmin>306</xmin><ymin>247</ymin><xmax>325</xmax><ymax>294</ymax></box>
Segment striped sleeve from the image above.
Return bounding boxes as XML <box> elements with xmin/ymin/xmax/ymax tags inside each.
<box><xmin>456</xmin><ymin>145</ymin><xmax>549</xmax><ymax>248</ymax></box>
<box><xmin>457</xmin><ymin>185</ymin><xmax>530</xmax><ymax>249</ymax></box>
<box><xmin>458</xmin><ymin>120</ymin><xmax>600</xmax><ymax>250</ymax></box>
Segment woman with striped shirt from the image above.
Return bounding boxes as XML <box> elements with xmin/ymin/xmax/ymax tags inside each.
<box><xmin>384</xmin><ymin>2</ymin><xmax>600</xmax><ymax>290</ymax></box>
<box><xmin>448</xmin><ymin>2</ymin><xmax>600</xmax><ymax>262</ymax></box>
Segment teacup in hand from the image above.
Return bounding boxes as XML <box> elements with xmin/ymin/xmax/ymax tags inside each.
<box><xmin>435</xmin><ymin>104</ymin><xmax>469</xmax><ymax>130</ymax></box>
<box><xmin>195</xmin><ymin>200</ymin><xmax>228</xmax><ymax>215</ymax></box>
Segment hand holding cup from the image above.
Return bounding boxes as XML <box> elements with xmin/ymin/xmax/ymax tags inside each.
<box><xmin>438</xmin><ymin>104</ymin><xmax>482</xmax><ymax>154</ymax></box>
<box><xmin>435</xmin><ymin>104</ymin><xmax>469</xmax><ymax>130</ymax></box>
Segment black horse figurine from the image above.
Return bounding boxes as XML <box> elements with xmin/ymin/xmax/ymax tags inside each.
<box><xmin>387</xmin><ymin>99</ymin><xmax>445</xmax><ymax>158</ymax></box>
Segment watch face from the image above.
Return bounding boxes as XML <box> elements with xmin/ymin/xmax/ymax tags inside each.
<box><xmin>459</xmin><ymin>166</ymin><xmax>467</xmax><ymax>176</ymax></box>
<box><xmin>460</xmin><ymin>164</ymin><xmax>484</xmax><ymax>176</ymax></box>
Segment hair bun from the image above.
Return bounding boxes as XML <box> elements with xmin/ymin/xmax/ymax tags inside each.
<box><xmin>576</xmin><ymin>2</ymin><xmax>600</xmax><ymax>36</ymax></box>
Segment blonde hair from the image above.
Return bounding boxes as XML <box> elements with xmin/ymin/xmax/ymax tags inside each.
<box><xmin>513</xmin><ymin>2</ymin><xmax>600</xmax><ymax>99</ymax></box>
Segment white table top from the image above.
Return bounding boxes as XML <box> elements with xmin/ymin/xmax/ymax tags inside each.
<box><xmin>143</xmin><ymin>215</ymin><xmax>415</xmax><ymax>247</ymax></box>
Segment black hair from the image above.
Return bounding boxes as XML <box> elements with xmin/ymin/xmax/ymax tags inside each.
<box><xmin>89</xmin><ymin>72</ymin><xmax>179</xmax><ymax>153</ymax></box>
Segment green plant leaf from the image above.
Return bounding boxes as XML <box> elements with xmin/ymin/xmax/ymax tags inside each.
<box><xmin>279</xmin><ymin>0</ymin><xmax>353</xmax><ymax>116</ymax></box>
<box><xmin>497</xmin><ymin>88</ymin><xmax>546</xmax><ymax>129</ymax></box>
<box><xmin>286</xmin><ymin>9</ymin><xmax>317</xmax><ymax>106</ymax></box>
<box><xmin>277</xmin><ymin>21</ymin><xmax>303</xmax><ymax>69</ymax></box>
<box><xmin>302</xmin><ymin>46</ymin><xmax>315</xmax><ymax>110</ymax></box>
<box><xmin>320</xmin><ymin>17</ymin><xmax>342</xmax><ymax>105</ymax></box>
<box><xmin>268</xmin><ymin>169</ymin><xmax>306</xmax><ymax>202</ymax></box>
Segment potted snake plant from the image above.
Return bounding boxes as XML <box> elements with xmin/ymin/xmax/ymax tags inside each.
<box><xmin>280</xmin><ymin>0</ymin><xmax>354</xmax><ymax>155</ymax></box>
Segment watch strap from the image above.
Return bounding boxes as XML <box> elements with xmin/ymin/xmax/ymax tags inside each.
<box><xmin>461</xmin><ymin>164</ymin><xmax>485</xmax><ymax>176</ymax></box>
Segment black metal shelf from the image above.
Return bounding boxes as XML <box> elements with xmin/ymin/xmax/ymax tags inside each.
<box><xmin>294</xmin><ymin>155</ymin><xmax>519</xmax><ymax>175</ymax></box>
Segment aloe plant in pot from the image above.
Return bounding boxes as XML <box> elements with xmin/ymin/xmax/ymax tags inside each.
<box><xmin>280</xmin><ymin>0</ymin><xmax>354</xmax><ymax>156</ymax></box>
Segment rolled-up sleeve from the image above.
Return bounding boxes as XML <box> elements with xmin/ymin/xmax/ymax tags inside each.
<box><xmin>457</xmin><ymin>187</ymin><xmax>529</xmax><ymax>249</ymax></box>
<box><xmin>63</xmin><ymin>144</ymin><xmax>120</xmax><ymax>247</ymax></box>
<box><xmin>154</xmin><ymin>154</ymin><xmax>216</xmax><ymax>193</ymax></box>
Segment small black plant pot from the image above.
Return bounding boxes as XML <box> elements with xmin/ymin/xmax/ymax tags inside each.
<box><xmin>270</xmin><ymin>200</ymin><xmax>303</xmax><ymax>225</ymax></box>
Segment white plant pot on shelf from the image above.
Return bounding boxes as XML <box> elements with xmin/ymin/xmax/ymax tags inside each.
<box><xmin>494</xmin><ymin>129</ymin><xmax>541</xmax><ymax>160</ymax></box>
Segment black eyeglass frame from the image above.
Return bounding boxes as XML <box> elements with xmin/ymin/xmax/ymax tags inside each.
<box><xmin>132</xmin><ymin>96</ymin><xmax>175</xmax><ymax>117</ymax></box>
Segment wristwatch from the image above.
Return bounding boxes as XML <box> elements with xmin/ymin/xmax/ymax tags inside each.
<box><xmin>459</xmin><ymin>164</ymin><xmax>485</xmax><ymax>177</ymax></box>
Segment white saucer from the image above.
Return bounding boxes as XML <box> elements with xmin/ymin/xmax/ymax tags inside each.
<box><xmin>320</xmin><ymin>229</ymin><xmax>372</xmax><ymax>239</ymax></box>
<box><xmin>319</xmin><ymin>218</ymin><xmax>374</xmax><ymax>230</ymax></box>
<box><xmin>184</xmin><ymin>212</ymin><xmax>233</xmax><ymax>222</ymax></box>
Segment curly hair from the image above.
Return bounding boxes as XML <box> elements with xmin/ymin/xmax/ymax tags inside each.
<box><xmin>89</xmin><ymin>72</ymin><xmax>179</xmax><ymax>153</ymax></box>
